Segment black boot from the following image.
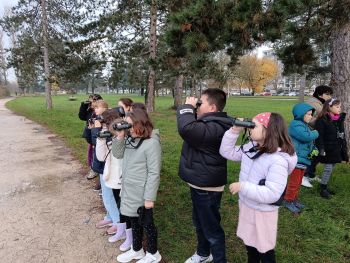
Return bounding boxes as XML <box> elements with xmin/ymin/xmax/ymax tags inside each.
<box><xmin>320</xmin><ymin>184</ymin><xmax>331</xmax><ymax>199</ymax></box>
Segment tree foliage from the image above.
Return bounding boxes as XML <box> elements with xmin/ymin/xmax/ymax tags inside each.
<box><xmin>233</xmin><ymin>54</ymin><xmax>278</xmax><ymax>94</ymax></box>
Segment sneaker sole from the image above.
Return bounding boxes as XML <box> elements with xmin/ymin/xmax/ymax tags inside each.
<box><xmin>108</xmin><ymin>235</ymin><xmax>126</xmax><ymax>243</ymax></box>
<box><xmin>96</xmin><ymin>223</ymin><xmax>113</xmax><ymax>229</ymax></box>
<box><xmin>117</xmin><ymin>253</ymin><xmax>144</xmax><ymax>262</ymax></box>
<box><xmin>119</xmin><ymin>245</ymin><xmax>131</xmax><ymax>252</ymax></box>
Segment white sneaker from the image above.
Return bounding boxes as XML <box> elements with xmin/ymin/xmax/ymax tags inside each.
<box><xmin>86</xmin><ymin>169</ymin><xmax>98</xmax><ymax>179</ymax></box>
<box><xmin>301</xmin><ymin>176</ymin><xmax>313</xmax><ymax>188</ymax></box>
<box><xmin>309</xmin><ymin>176</ymin><xmax>321</xmax><ymax>183</ymax></box>
<box><xmin>136</xmin><ymin>251</ymin><xmax>162</xmax><ymax>263</ymax></box>
<box><xmin>184</xmin><ymin>252</ymin><xmax>213</xmax><ymax>263</ymax></box>
<box><xmin>117</xmin><ymin>247</ymin><xmax>145</xmax><ymax>263</ymax></box>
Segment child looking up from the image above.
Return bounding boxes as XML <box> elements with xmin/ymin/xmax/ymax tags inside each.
<box><xmin>283</xmin><ymin>103</ymin><xmax>319</xmax><ymax>213</ymax></box>
<box><xmin>315</xmin><ymin>98</ymin><xmax>349</xmax><ymax>198</ymax></box>
<box><xmin>220</xmin><ymin>112</ymin><xmax>297</xmax><ymax>263</ymax></box>
<box><xmin>112</xmin><ymin>109</ymin><xmax>162</xmax><ymax>263</ymax></box>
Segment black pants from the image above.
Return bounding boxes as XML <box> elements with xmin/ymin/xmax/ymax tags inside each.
<box><xmin>112</xmin><ymin>189</ymin><xmax>127</xmax><ymax>225</ymax></box>
<box><xmin>125</xmin><ymin>213</ymin><xmax>158</xmax><ymax>254</ymax></box>
<box><xmin>246</xmin><ymin>246</ymin><xmax>276</xmax><ymax>263</ymax></box>
<box><xmin>305</xmin><ymin>157</ymin><xmax>319</xmax><ymax>178</ymax></box>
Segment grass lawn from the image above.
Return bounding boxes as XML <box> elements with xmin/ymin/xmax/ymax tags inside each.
<box><xmin>6</xmin><ymin>95</ymin><xmax>350</xmax><ymax>263</ymax></box>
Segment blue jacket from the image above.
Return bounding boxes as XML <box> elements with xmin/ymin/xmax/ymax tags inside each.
<box><xmin>288</xmin><ymin>103</ymin><xmax>319</xmax><ymax>166</ymax></box>
<box><xmin>91</xmin><ymin>127</ymin><xmax>105</xmax><ymax>174</ymax></box>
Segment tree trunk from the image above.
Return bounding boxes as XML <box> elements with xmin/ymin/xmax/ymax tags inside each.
<box><xmin>298</xmin><ymin>73</ymin><xmax>306</xmax><ymax>102</ymax></box>
<box><xmin>173</xmin><ymin>74</ymin><xmax>184</xmax><ymax>109</ymax></box>
<box><xmin>330</xmin><ymin>22</ymin><xmax>350</xmax><ymax>157</ymax></box>
<box><xmin>41</xmin><ymin>0</ymin><xmax>52</xmax><ymax>109</ymax></box>
<box><xmin>145</xmin><ymin>0</ymin><xmax>157</xmax><ymax>113</ymax></box>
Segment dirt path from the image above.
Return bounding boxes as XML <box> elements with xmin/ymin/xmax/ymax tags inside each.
<box><xmin>0</xmin><ymin>98</ymin><xmax>118</xmax><ymax>263</ymax></box>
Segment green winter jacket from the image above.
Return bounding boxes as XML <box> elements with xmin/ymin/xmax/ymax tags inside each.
<box><xmin>112</xmin><ymin>129</ymin><xmax>161</xmax><ymax>217</ymax></box>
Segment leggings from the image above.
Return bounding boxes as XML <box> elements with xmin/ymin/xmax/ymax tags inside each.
<box><xmin>125</xmin><ymin>215</ymin><xmax>158</xmax><ymax>254</ymax></box>
<box><xmin>321</xmin><ymin>163</ymin><xmax>335</xmax><ymax>185</ymax></box>
<box><xmin>246</xmin><ymin>246</ymin><xmax>276</xmax><ymax>263</ymax></box>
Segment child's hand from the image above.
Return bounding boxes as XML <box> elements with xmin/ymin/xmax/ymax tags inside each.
<box><xmin>94</xmin><ymin>120</ymin><xmax>102</xmax><ymax>128</ymax></box>
<box><xmin>144</xmin><ymin>200</ymin><xmax>154</xmax><ymax>209</ymax></box>
<box><xmin>229</xmin><ymin>182</ymin><xmax>240</xmax><ymax>195</ymax></box>
<box><xmin>185</xmin><ymin>97</ymin><xmax>197</xmax><ymax>108</ymax></box>
<box><xmin>231</xmin><ymin>118</ymin><xmax>245</xmax><ymax>134</ymax></box>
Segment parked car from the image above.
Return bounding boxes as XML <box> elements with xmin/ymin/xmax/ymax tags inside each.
<box><xmin>287</xmin><ymin>92</ymin><xmax>298</xmax><ymax>96</ymax></box>
<box><xmin>262</xmin><ymin>92</ymin><xmax>272</xmax><ymax>96</ymax></box>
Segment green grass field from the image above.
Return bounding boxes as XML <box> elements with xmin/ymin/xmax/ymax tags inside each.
<box><xmin>6</xmin><ymin>95</ymin><xmax>350</xmax><ymax>263</ymax></box>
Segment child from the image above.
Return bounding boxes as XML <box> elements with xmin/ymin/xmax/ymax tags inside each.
<box><xmin>112</xmin><ymin>109</ymin><xmax>162</xmax><ymax>263</ymax></box>
<box><xmin>220</xmin><ymin>112</ymin><xmax>297</xmax><ymax>263</ymax></box>
<box><xmin>95</xmin><ymin>110</ymin><xmax>134</xmax><ymax>251</ymax></box>
<box><xmin>118</xmin><ymin>98</ymin><xmax>133</xmax><ymax>114</ymax></box>
<box><xmin>283</xmin><ymin>103</ymin><xmax>319</xmax><ymax>213</ymax></box>
<box><xmin>303</xmin><ymin>85</ymin><xmax>333</xmax><ymax>187</ymax></box>
<box><xmin>89</xmin><ymin>101</ymin><xmax>120</xmax><ymax>233</ymax></box>
<box><xmin>78</xmin><ymin>94</ymin><xmax>102</xmax><ymax>180</ymax></box>
<box><xmin>315</xmin><ymin>98</ymin><xmax>349</xmax><ymax>198</ymax></box>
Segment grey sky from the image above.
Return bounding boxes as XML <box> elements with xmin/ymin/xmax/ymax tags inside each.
<box><xmin>1</xmin><ymin>0</ymin><xmax>17</xmax><ymax>81</ymax></box>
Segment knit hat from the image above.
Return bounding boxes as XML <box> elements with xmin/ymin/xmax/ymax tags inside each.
<box><xmin>253</xmin><ymin>112</ymin><xmax>271</xmax><ymax>128</ymax></box>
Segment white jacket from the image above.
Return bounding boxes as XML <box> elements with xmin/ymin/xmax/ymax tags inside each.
<box><xmin>220</xmin><ymin>130</ymin><xmax>297</xmax><ymax>212</ymax></box>
<box><xmin>96</xmin><ymin>135</ymin><xmax>123</xmax><ymax>189</ymax></box>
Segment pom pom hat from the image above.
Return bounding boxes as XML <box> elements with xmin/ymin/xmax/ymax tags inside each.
<box><xmin>253</xmin><ymin>112</ymin><xmax>271</xmax><ymax>128</ymax></box>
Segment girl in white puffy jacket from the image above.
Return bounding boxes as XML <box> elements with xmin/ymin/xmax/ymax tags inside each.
<box><xmin>95</xmin><ymin>110</ymin><xmax>133</xmax><ymax>252</ymax></box>
<box><xmin>220</xmin><ymin>112</ymin><xmax>297</xmax><ymax>263</ymax></box>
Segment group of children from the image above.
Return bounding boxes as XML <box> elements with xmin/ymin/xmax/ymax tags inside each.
<box><xmin>77</xmin><ymin>85</ymin><xmax>348</xmax><ymax>263</ymax></box>
<box><xmin>283</xmin><ymin>86</ymin><xmax>348</xmax><ymax>214</ymax></box>
<box><xmin>78</xmin><ymin>96</ymin><xmax>162</xmax><ymax>263</ymax></box>
<box><xmin>219</xmin><ymin>85</ymin><xmax>348</xmax><ymax>262</ymax></box>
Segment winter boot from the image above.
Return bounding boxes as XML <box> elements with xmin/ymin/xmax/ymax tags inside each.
<box><xmin>283</xmin><ymin>200</ymin><xmax>300</xmax><ymax>214</ymax></box>
<box><xmin>320</xmin><ymin>184</ymin><xmax>331</xmax><ymax>199</ymax></box>
<box><xmin>119</xmin><ymin>228</ymin><xmax>133</xmax><ymax>252</ymax></box>
<box><xmin>108</xmin><ymin>222</ymin><xmax>126</xmax><ymax>243</ymax></box>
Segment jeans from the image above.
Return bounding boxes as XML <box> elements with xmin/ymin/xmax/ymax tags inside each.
<box><xmin>190</xmin><ymin>187</ymin><xmax>226</xmax><ymax>263</ymax></box>
<box><xmin>100</xmin><ymin>175</ymin><xmax>120</xmax><ymax>224</ymax></box>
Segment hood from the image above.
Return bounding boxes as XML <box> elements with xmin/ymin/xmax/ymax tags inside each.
<box><xmin>277</xmin><ymin>151</ymin><xmax>297</xmax><ymax>175</ymax></box>
<box><xmin>292</xmin><ymin>103</ymin><xmax>315</xmax><ymax>121</ymax></box>
<box><xmin>151</xmin><ymin>129</ymin><xmax>160</xmax><ymax>142</ymax></box>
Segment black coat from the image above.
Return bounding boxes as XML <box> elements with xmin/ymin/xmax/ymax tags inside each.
<box><xmin>78</xmin><ymin>102</ymin><xmax>94</xmax><ymax>123</ymax></box>
<box><xmin>79</xmin><ymin>102</ymin><xmax>95</xmax><ymax>140</ymax></box>
<box><xmin>177</xmin><ymin>104</ymin><xmax>232</xmax><ymax>187</ymax></box>
<box><xmin>315</xmin><ymin>113</ymin><xmax>348</xmax><ymax>163</ymax></box>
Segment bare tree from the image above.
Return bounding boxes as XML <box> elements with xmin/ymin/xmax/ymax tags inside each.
<box><xmin>146</xmin><ymin>0</ymin><xmax>157</xmax><ymax>113</ymax></box>
<box><xmin>40</xmin><ymin>0</ymin><xmax>52</xmax><ymax>109</ymax></box>
<box><xmin>0</xmin><ymin>30</ymin><xmax>7</xmax><ymax>86</ymax></box>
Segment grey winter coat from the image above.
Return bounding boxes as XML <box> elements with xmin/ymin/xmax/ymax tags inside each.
<box><xmin>112</xmin><ymin>130</ymin><xmax>161</xmax><ymax>217</ymax></box>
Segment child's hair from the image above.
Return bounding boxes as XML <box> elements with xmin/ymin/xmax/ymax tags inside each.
<box><xmin>127</xmin><ymin>108</ymin><xmax>154</xmax><ymax>139</ymax></box>
<box><xmin>101</xmin><ymin>109</ymin><xmax>121</xmax><ymax>126</ymax></box>
<box><xmin>317</xmin><ymin>98</ymin><xmax>341</xmax><ymax>119</ymax></box>
<box><xmin>313</xmin><ymin>85</ymin><xmax>333</xmax><ymax>98</ymax></box>
<box><xmin>119</xmin><ymin>98</ymin><xmax>133</xmax><ymax>108</ymax></box>
<box><xmin>92</xmin><ymin>94</ymin><xmax>103</xmax><ymax>101</ymax></box>
<box><xmin>259</xmin><ymin>113</ymin><xmax>295</xmax><ymax>155</ymax></box>
<box><xmin>201</xmin><ymin>88</ymin><xmax>226</xmax><ymax>112</ymax></box>
<box><xmin>131</xmin><ymin>102</ymin><xmax>147</xmax><ymax>112</ymax></box>
<box><xmin>95</xmin><ymin>100</ymin><xmax>109</xmax><ymax>110</ymax></box>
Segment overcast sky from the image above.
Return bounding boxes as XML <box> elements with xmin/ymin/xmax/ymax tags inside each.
<box><xmin>1</xmin><ymin>0</ymin><xmax>18</xmax><ymax>81</ymax></box>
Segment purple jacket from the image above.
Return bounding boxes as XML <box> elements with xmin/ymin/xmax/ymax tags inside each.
<box><xmin>220</xmin><ymin>130</ymin><xmax>297</xmax><ymax>212</ymax></box>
